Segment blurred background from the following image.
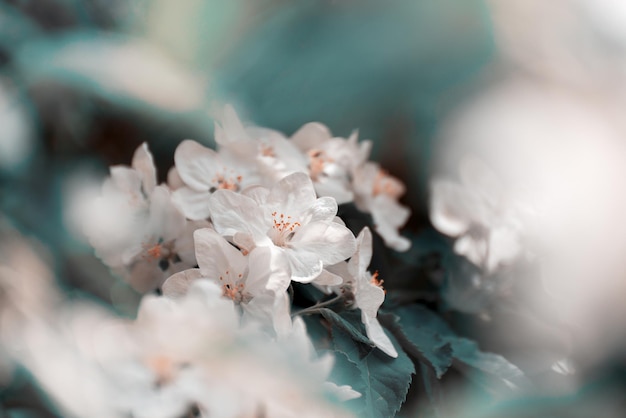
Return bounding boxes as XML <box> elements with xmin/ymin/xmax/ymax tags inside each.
<box><xmin>2</xmin><ymin>0</ymin><xmax>626</xmax><ymax>416</ymax></box>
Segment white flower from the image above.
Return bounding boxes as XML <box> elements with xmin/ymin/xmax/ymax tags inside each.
<box><xmin>353</xmin><ymin>162</ymin><xmax>411</xmax><ymax>252</ymax></box>
<box><xmin>329</xmin><ymin>227</ymin><xmax>398</xmax><ymax>358</ymax></box>
<box><xmin>215</xmin><ymin>105</ymin><xmax>308</xmax><ymax>187</ymax></box>
<box><xmin>430</xmin><ymin>156</ymin><xmax>530</xmax><ymax>272</ymax></box>
<box><xmin>210</xmin><ymin>172</ymin><xmax>357</xmax><ymax>283</ymax></box>
<box><xmin>162</xmin><ymin>228</ymin><xmax>292</xmax><ymax>336</ymax></box>
<box><xmin>171</xmin><ymin>139</ymin><xmax>252</xmax><ymax>220</ymax></box>
<box><xmin>84</xmin><ymin>143</ymin><xmax>199</xmax><ymax>292</ymax></box>
<box><xmin>291</xmin><ymin>123</ymin><xmax>371</xmax><ymax>204</ymax></box>
<box><xmin>5</xmin><ymin>280</ymin><xmax>356</xmax><ymax>418</ymax></box>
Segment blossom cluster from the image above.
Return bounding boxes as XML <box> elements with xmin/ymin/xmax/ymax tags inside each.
<box><xmin>42</xmin><ymin>106</ymin><xmax>414</xmax><ymax>416</ymax></box>
<box><xmin>0</xmin><ymin>231</ymin><xmax>358</xmax><ymax>418</ymax></box>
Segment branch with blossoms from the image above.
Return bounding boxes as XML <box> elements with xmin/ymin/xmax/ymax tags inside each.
<box><xmin>0</xmin><ymin>106</ymin><xmax>533</xmax><ymax>418</ymax></box>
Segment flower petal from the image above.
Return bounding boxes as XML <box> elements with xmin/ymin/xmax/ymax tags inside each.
<box><xmin>172</xmin><ymin>186</ymin><xmax>212</xmax><ymax>220</ymax></box>
<box><xmin>267</xmin><ymin>172</ymin><xmax>317</xmax><ymax>216</ymax></box>
<box><xmin>303</xmin><ymin>196</ymin><xmax>338</xmax><ymax>224</ymax></box>
<box><xmin>174</xmin><ymin>139</ymin><xmax>218</xmax><ymax>191</ymax></box>
<box><xmin>430</xmin><ymin>180</ymin><xmax>480</xmax><ymax>237</ymax></box>
<box><xmin>131</xmin><ymin>142</ymin><xmax>157</xmax><ymax>195</ymax></box>
<box><xmin>193</xmin><ymin>228</ymin><xmax>246</xmax><ymax>280</ymax></box>
<box><xmin>161</xmin><ymin>268</ymin><xmax>204</xmax><ymax>298</ymax></box>
<box><xmin>285</xmin><ymin>249</ymin><xmax>324</xmax><ymax>283</ymax></box>
<box><xmin>291</xmin><ymin>221</ymin><xmax>357</xmax><ymax>267</ymax></box>
<box><xmin>362</xmin><ymin>312</ymin><xmax>398</xmax><ymax>358</ymax></box>
<box><xmin>290</xmin><ymin>122</ymin><xmax>332</xmax><ymax>151</ymax></box>
<box><xmin>247</xmin><ymin>246</ymin><xmax>291</xmax><ymax>295</ymax></box>
<box><xmin>148</xmin><ymin>186</ymin><xmax>186</xmax><ymax>242</ymax></box>
<box><xmin>209</xmin><ymin>190</ymin><xmax>267</xmax><ymax>240</ymax></box>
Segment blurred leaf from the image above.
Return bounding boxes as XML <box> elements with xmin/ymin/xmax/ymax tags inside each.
<box><xmin>391</xmin><ymin>304</ymin><xmax>530</xmax><ymax>395</ymax></box>
<box><xmin>0</xmin><ymin>3</ymin><xmax>41</xmax><ymax>51</ymax></box>
<box><xmin>451</xmin><ymin>338</ymin><xmax>530</xmax><ymax>394</ymax></box>
<box><xmin>143</xmin><ymin>0</ymin><xmax>244</xmax><ymax>69</ymax></box>
<box><xmin>14</xmin><ymin>32</ymin><xmax>211</xmax><ymax>127</ymax></box>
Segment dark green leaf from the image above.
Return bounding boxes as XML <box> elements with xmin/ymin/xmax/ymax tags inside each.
<box><xmin>386</xmin><ymin>306</ymin><xmax>454</xmax><ymax>378</ymax></box>
<box><xmin>329</xmin><ymin>313</ymin><xmax>414</xmax><ymax>418</ymax></box>
<box><xmin>391</xmin><ymin>304</ymin><xmax>530</xmax><ymax>395</ymax></box>
<box><xmin>450</xmin><ymin>338</ymin><xmax>530</xmax><ymax>394</ymax></box>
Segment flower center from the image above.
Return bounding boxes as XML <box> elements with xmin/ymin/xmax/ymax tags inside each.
<box><xmin>146</xmin><ymin>355</ymin><xmax>176</xmax><ymax>386</ymax></box>
<box><xmin>211</xmin><ymin>171</ymin><xmax>242</xmax><ymax>192</ymax></box>
<box><xmin>307</xmin><ymin>149</ymin><xmax>333</xmax><ymax>181</ymax></box>
<box><xmin>142</xmin><ymin>239</ymin><xmax>182</xmax><ymax>271</ymax></box>
<box><xmin>372</xmin><ymin>170</ymin><xmax>403</xmax><ymax>198</ymax></box>
<box><xmin>219</xmin><ymin>271</ymin><xmax>247</xmax><ymax>303</ymax></box>
<box><xmin>260</xmin><ymin>143</ymin><xmax>275</xmax><ymax>157</ymax></box>
<box><xmin>270</xmin><ymin>211</ymin><xmax>301</xmax><ymax>247</ymax></box>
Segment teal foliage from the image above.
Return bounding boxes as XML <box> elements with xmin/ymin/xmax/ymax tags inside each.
<box><xmin>325</xmin><ymin>309</ymin><xmax>415</xmax><ymax>418</ymax></box>
<box><xmin>389</xmin><ymin>305</ymin><xmax>529</xmax><ymax>395</ymax></box>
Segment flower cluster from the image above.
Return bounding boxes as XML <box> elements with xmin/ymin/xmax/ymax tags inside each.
<box><xmin>52</xmin><ymin>106</ymin><xmax>414</xmax><ymax>416</ymax></box>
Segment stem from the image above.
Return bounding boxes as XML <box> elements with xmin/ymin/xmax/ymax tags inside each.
<box><xmin>292</xmin><ymin>294</ymin><xmax>344</xmax><ymax>317</ymax></box>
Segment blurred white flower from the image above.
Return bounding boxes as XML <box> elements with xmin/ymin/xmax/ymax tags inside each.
<box><xmin>210</xmin><ymin>172</ymin><xmax>357</xmax><ymax>283</ymax></box>
<box><xmin>353</xmin><ymin>162</ymin><xmax>410</xmax><ymax>252</ymax></box>
<box><xmin>4</xmin><ymin>279</ymin><xmax>356</xmax><ymax>418</ymax></box>
<box><xmin>84</xmin><ymin>143</ymin><xmax>200</xmax><ymax>292</ymax></box>
<box><xmin>430</xmin><ymin>156</ymin><xmax>531</xmax><ymax>273</ymax></box>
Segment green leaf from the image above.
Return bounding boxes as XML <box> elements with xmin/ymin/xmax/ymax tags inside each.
<box><xmin>384</xmin><ymin>306</ymin><xmax>454</xmax><ymax>378</ymax></box>
<box><xmin>390</xmin><ymin>304</ymin><xmax>530</xmax><ymax>395</ymax></box>
<box><xmin>450</xmin><ymin>338</ymin><xmax>530</xmax><ymax>394</ymax></box>
<box><xmin>328</xmin><ymin>312</ymin><xmax>415</xmax><ymax>418</ymax></box>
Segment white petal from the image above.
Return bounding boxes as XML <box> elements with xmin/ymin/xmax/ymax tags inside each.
<box><xmin>370</xmin><ymin>195</ymin><xmax>411</xmax><ymax>251</ymax></box>
<box><xmin>148</xmin><ymin>186</ymin><xmax>186</xmax><ymax>242</ymax></box>
<box><xmin>362</xmin><ymin>312</ymin><xmax>398</xmax><ymax>358</ymax></box>
<box><xmin>215</xmin><ymin>105</ymin><xmax>248</xmax><ymax>146</ymax></box>
<box><xmin>209</xmin><ymin>190</ymin><xmax>267</xmax><ymax>240</ymax></box>
<box><xmin>454</xmin><ymin>234</ymin><xmax>487</xmax><ymax>268</ymax></box>
<box><xmin>303</xmin><ymin>196</ymin><xmax>338</xmax><ymax>224</ymax></box>
<box><xmin>355</xmin><ymin>282</ymin><xmax>385</xmax><ymax>318</ymax></box>
<box><xmin>193</xmin><ymin>228</ymin><xmax>247</xmax><ymax>280</ymax></box>
<box><xmin>267</xmin><ymin>172</ymin><xmax>317</xmax><ymax>215</ymax></box>
<box><xmin>131</xmin><ymin>142</ymin><xmax>157</xmax><ymax>194</ymax></box>
<box><xmin>171</xmin><ymin>187</ymin><xmax>212</xmax><ymax>220</ymax></box>
<box><xmin>291</xmin><ymin>221</ymin><xmax>357</xmax><ymax>266</ymax></box>
<box><xmin>174</xmin><ymin>139</ymin><xmax>218</xmax><ymax>191</ymax></box>
<box><xmin>161</xmin><ymin>268</ymin><xmax>204</xmax><ymax>298</ymax></box>
<box><xmin>486</xmin><ymin>226</ymin><xmax>521</xmax><ymax>272</ymax></box>
<box><xmin>285</xmin><ymin>249</ymin><xmax>324</xmax><ymax>283</ymax></box>
<box><xmin>241</xmin><ymin>185</ymin><xmax>270</xmax><ymax>205</ymax></box>
<box><xmin>166</xmin><ymin>166</ymin><xmax>184</xmax><ymax>190</ymax></box>
<box><xmin>352</xmin><ymin>227</ymin><xmax>373</xmax><ymax>276</ymax></box>
<box><xmin>323</xmin><ymin>382</ymin><xmax>362</xmax><ymax>401</ymax></box>
<box><xmin>430</xmin><ymin>180</ymin><xmax>478</xmax><ymax>237</ymax></box>
<box><xmin>247</xmin><ymin>246</ymin><xmax>291</xmax><ymax>295</ymax></box>
<box><xmin>314</xmin><ymin>179</ymin><xmax>354</xmax><ymax>205</ymax></box>
<box><xmin>109</xmin><ymin>166</ymin><xmax>143</xmax><ymax>198</ymax></box>
<box><xmin>459</xmin><ymin>155</ymin><xmax>503</xmax><ymax>207</ymax></box>
<box><xmin>311</xmin><ymin>269</ymin><xmax>344</xmax><ymax>286</ymax></box>
<box><xmin>290</xmin><ymin>122</ymin><xmax>332</xmax><ymax>151</ymax></box>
